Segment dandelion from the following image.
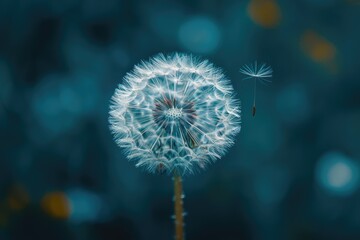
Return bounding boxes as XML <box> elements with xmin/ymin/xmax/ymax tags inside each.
<box><xmin>239</xmin><ymin>61</ymin><xmax>273</xmax><ymax>116</ymax></box>
<box><xmin>110</xmin><ymin>53</ymin><xmax>241</xmax><ymax>174</ymax></box>
<box><xmin>109</xmin><ymin>53</ymin><xmax>241</xmax><ymax>240</ymax></box>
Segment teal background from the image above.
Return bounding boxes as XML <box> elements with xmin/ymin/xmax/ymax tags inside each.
<box><xmin>0</xmin><ymin>0</ymin><xmax>360</xmax><ymax>239</ymax></box>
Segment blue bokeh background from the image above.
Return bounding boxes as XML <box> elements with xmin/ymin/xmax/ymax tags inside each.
<box><xmin>0</xmin><ymin>0</ymin><xmax>360</xmax><ymax>239</ymax></box>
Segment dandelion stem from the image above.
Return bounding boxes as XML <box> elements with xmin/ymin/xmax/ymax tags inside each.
<box><xmin>253</xmin><ymin>79</ymin><xmax>257</xmax><ymax>116</ymax></box>
<box><xmin>254</xmin><ymin>79</ymin><xmax>257</xmax><ymax>107</ymax></box>
<box><xmin>174</xmin><ymin>172</ymin><xmax>184</xmax><ymax>240</ymax></box>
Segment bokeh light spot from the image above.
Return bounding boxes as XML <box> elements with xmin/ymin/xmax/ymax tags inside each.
<box><xmin>67</xmin><ymin>189</ymin><xmax>104</xmax><ymax>223</ymax></box>
<box><xmin>301</xmin><ymin>31</ymin><xmax>336</xmax><ymax>62</ymax></box>
<box><xmin>32</xmin><ymin>73</ymin><xmax>99</xmax><ymax>137</ymax></box>
<box><xmin>41</xmin><ymin>192</ymin><xmax>71</xmax><ymax>219</ymax></box>
<box><xmin>301</xmin><ymin>30</ymin><xmax>338</xmax><ymax>73</ymax></box>
<box><xmin>316</xmin><ymin>152</ymin><xmax>360</xmax><ymax>196</ymax></box>
<box><xmin>247</xmin><ymin>0</ymin><xmax>281</xmax><ymax>28</ymax></box>
<box><xmin>327</xmin><ymin>162</ymin><xmax>352</xmax><ymax>188</ymax></box>
<box><xmin>178</xmin><ymin>16</ymin><xmax>221</xmax><ymax>54</ymax></box>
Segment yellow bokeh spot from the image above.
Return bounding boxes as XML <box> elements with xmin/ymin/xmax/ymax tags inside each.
<box><xmin>301</xmin><ymin>30</ymin><xmax>336</xmax><ymax>62</ymax></box>
<box><xmin>248</xmin><ymin>0</ymin><xmax>281</xmax><ymax>28</ymax></box>
<box><xmin>301</xmin><ymin>30</ymin><xmax>339</xmax><ymax>74</ymax></box>
<box><xmin>7</xmin><ymin>185</ymin><xmax>29</xmax><ymax>211</ymax></box>
<box><xmin>41</xmin><ymin>192</ymin><xmax>71</xmax><ymax>219</ymax></box>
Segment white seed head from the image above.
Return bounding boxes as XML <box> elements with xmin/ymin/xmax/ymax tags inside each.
<box><xmin>109</xmin><ymin>53</ymin><xmax>241</xmax><ymax>174</ymax></box>
<box><xmin>239</xmin><ymin>62</ymin><xmax>273</xmax><ymax>81</ymax></box>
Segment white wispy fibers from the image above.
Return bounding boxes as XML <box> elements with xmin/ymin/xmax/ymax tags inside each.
<box><xmin>109</xmin><ymin>53</ymin><xmax>241</xmax><ymax>174</ymax></box>
<box><xmin>239</xmin><ymin>61</ymin><xmax>273</xmax><ymax>116</ymax></box>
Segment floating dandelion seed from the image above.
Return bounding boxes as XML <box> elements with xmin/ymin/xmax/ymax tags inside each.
<box><xmin>109</xmin><ymin>53</ymin><xmax>241</xmax><ymax>175</ymax></box>
<box><xmin>239</xmin><ymin>61</ymin><xmax>273</xmax><ymax>116</ymax></box>
<box><xmin>109</xmin><ymin>53</ymin><xmax>241</xmax><ymax>240</ymax></box>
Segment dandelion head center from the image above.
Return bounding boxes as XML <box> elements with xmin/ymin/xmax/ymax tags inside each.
<box><xmin>165</xmin><ymin>107</ymin><xmax>183</xmax><ymax>119</ymax></box>
<box><xmin>152</xmin><ymin>96</ymin><xmax>197</xmax><ymax>131</ymax></box>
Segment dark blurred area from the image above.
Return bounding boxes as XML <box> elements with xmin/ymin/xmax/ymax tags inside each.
<box><xmin>1</xmin><ymin>0</ymin><xmax>360</xmax><ymax>239</ymax></box>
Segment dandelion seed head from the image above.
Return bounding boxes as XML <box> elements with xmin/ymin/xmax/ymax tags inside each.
<box><xmin>239</xmin><ymin>61</ymin><xmax>273</xmax><ymax>116</ymax></box>
<box><xmin>239</xmin><ymin>62</ymin><xmax>273</xmax><ymax>80</ymax></box>
<box><xmin>109</xmin><ymin>53</ymin><xmax>241</xmax><ymax>175</ymax></box>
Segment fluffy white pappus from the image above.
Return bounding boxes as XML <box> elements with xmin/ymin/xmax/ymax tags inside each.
<box><xmin>239</xmin><ymin>62</ymin><xmax>273</xmax><ymax>84</ymax></box>
<box><xmin>109</xmin><ymin>53</ymin><xmax>241</xmax><ymax>175</ymax></box>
